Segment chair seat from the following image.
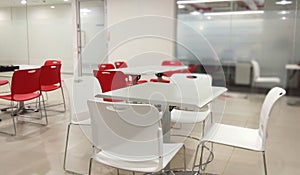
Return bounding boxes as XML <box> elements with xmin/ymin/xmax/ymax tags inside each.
<box><xmin>171</xmin><ymin>108</ymin><xmax>211</xmax><ymax>124</ymax></box>
<box><xmin>92</xmin><ymin>143</ymin><xmax>183</xmax><ymax>173</ymax></box>
<box><xmin>0</xmin><ymin>80</ymin><xmax>9</xmax><ymax>86</ymax></box>
<box><xmin>202</xmin><ymin>123</ymin><xmax>263</xmax><ymax>151</ymax></box>
<box><xmin>0</xmin><ymin>92</ymin><xmax>40</xmax><ymax>102</ymax></box>
<box><xmin>41</xmin><ymin>84</ymin><xmax>61</xmax><ymax>91</ymax></box>
<box><xmin>255</xmin><ymin>77</ymin><xmax>280</xmax><ymax>84</ymax></box>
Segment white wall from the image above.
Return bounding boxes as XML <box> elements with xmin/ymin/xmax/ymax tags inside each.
<box><xmin>106</xmin><ymin>0</ymin><xmax>176</xmax><ymax>67</ymax></box>
<box><xmin>0</xmin><ymin>4</ymin><xmax>73</xmax><ymax>73</ymax></box>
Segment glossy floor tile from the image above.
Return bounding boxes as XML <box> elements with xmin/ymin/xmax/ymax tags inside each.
<box><xmin>0</xmin><ymin>83</ymin><xmax>300</xmax><ymax>175</ymax></box>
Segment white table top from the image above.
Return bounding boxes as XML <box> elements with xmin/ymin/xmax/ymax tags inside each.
<box><xmin>96</xmin><ymin>82</ymin><xmax>227</xmax><ymax>109</ymax></box>
<box><xmin>106</xmin><ymin>65</ymin><xmax>188</xmax><ymax>76</ymax></box>
<box><xmin>285</xmin><ymin>64</ymin><xmax>300</xmax><ymax>70</ymax></box>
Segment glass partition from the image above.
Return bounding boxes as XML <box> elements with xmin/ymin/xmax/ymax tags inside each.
<box><xmin>176</xmin><ymin>0</ymin><xmax>298</xmax><ymax>88</ymax></box>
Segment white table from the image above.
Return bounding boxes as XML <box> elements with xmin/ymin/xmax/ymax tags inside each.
<box><xmin>96</xmin><ymin>82</ymin><xmax>227</xmax><ymax>141</ymax></box>
<box><xmin>107</xmin><ymin>65</ymin><xmax>188</xmax><ymax>84</ymax></box>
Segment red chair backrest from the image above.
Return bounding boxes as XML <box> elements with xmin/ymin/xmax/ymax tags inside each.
<box><xmin>44</xmin><ymin>60</ymin><xmax>61</xmax><ymax>66</ymax></box>
<box><xmin>161</xmin><ymin>60</ymin><xmax>183</xmax><ymax>66</ymax></box>
<box><xmin>11</xmin><ymin>68</ymin><xmax>41</xmax><ymax>96</ymax></box>
<box><xmin>98</xmin><ymin>63</ymin><xmax>115</xmax><ymax>71</ymax></box>
<box><xmin>95</xmin><ymin>70</ymin><xmax>127</xmax><ymax>92</ymax></box>
<box><xmin>114</xmin><ymin>61</ymin><xmax>128</xmax><ymax>68</ymax></box>
<box><xmin>40</xmin><ymin>64</ymin><xmax>62</xmax><ymax>86</ymax></box>
<box><xmin>94</xmin><ymin>70</ymin><xmax>127</xmax><ymax>102</ymax></box>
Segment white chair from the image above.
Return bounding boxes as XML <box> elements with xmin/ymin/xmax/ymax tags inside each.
<box><xmin>251</xmin><ymin>60</ymin><xmax>280</xmax><ymax>88</ymax></box>
<box><xmin>87</xmin><ymin>100</ymin><xmax>185</xmax><ymax>174</ymax></box>
<box><xmin>63</xmin><ymin>76</ymin><xmax>102</xmax><ymax>174</ymax></box>
<box><xmin>170</xmin><ymin>73</ymin><xmax>213</xmax><ymax>170</ymax></box>
<box><xmin>197</xmin><ymin>87</ymin><xmax>286</xmax><ymax>175</ymax></box>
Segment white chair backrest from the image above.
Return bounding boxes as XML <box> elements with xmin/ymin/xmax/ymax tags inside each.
<box><xmin>64</xmin><ymin>76</ymin><xmax>102</xmax><ymax>121</ymax></box>
<box><xmin>170</xmin><ymin>73</ymin><xmax>212</xmax><ymax>100</ymax></box>
<box><xmin>251</xmin><ymin>60</ymin><xmax>260</xmax><ymax>80</ymax></box>
<box><xmin>87</xmin><ymin>100</ymin><xmax>163</xmax><ymax>163</ymax></box>
<box><xmin>259</xmin><ymin>87</ymin><xmax>286</xmax><ymax>147</ymax></box>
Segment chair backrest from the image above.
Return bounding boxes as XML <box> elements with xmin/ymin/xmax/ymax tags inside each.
<box><xmin>94</xmin><ymin>70</ymin><xmax>127</xmax><ymax>93</ymax></box>
<box><xmin>170</xmin><ymin>73</ymin><xmax>213</xmax><ymax>107</ymax></box>
<box><xmin>114</xmin><ymin>61</ymin><xmax>128</xmax><ymax>68</ymax></box>
<box><xmin>251</xmin><ymin>60</ymin><xmax>260</xmax><ymax>80</ymax></box>
<box><xmin>64</xmin><ymin>76</ymin><xmax>102</xmax><ymax>120</ymax></box>
<box><xmin>40</xmin><ymin>64</ymin><xmax>62</xmax><ymax>87</ymax></box>
<box><xmin>161</xmin><ymin>60</ymin><xmax>183</xmax><ymax>66</ymax></box>
<box><xmin>11</xmin><ymin>68</ymin><xmax>41</xmax><ymax>97</ymax></box>
<box><xmin>171</xmin><ymin>73</ymin><xmax>212</xmax><ymax>87</ymax></box>
<box><xmin>98</xmin><ymin>63</ymin><xmax>115</xmax><ymax>71</ymax></box>
<box><xmin>44</xmin><ymin>59</ymin><xmax>61</xmax><ymax>65</ymax></box>
<box><xmin>259</xmin><ymin>87</ymin><xmax>286</xmax><ymax>148</ymax></box>
<box><xmin>94</xmin><ymin>70</ymin><xmax>127</xmax><ymax>102</ymax></box>
<box><xmin>87</xmin><ymin>100</ymin><xmax>163</xmax><ymax>164</ymax></box>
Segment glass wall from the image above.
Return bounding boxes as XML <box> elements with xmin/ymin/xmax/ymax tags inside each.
<box><xmin>176</xmin><ymin>0</ymin><xmax>299</xmax><ymax>88</ymax></box>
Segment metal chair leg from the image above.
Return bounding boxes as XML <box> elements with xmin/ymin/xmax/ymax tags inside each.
<box><xmin>262</xmin><ymin>151</ymin><xmax>268</xmax><ymax>175</ymax></box>
<box><xmin>60</xmin><ymin>86</ymin><xmax>66</xmax><ymax>112</ymax></box>
<box><xmin>63</xmin><ymin>123</ymin><xmax>72</xmax><ymax>171</ymax></box>
<box><xmin>88</xmin><ymin>158</ymin><xmax>93</xmax><ymax>175</ymax></box>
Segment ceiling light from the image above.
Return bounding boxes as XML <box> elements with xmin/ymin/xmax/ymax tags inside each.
<box><xmin>281</xmin><ymin>16</ymin><xmax>287</xmax><ymax>20</ymax></box>
<box><xmin>177</xmin><ymin>0</ymin><xmax>239</xmax><ymax>4</ymax></box>
<box><xmin>203</xmin><ymin>10</ymin><xmax>264</xmax><ymax>16</ymax></box>
<box><xmin>178</xmin><ymin>4</ymin><xmax>185</xmax><ymax>9</ymax></box>
<box><xmin>276</xmin><ymin>0</ymin><xmax>292</xmax><ymax>5</ymax></box>
<box><xmin>50</xmin><ymin>6</ymin><xmax>55</xmax><ymax>9</ymax></box>
<box><xmin>63</xmin><ymin>0</ymin><xmax>69</xmax><ymax>1</ymax></box>
<box><xmin>20</xmin><ymin>0</ymin><xmax>27</xmax><ymax>5</ymax></box>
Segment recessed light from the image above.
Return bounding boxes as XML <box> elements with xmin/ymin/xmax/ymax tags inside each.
<box><xmin>178</xmin><ymin>5</ymin><xmax>185</xmax><ymax>9</ymax></box>
<box><xmin>50</xmin><ymin>6</ymin><xmax>55</xmax><ymax>9</ymax></box>
<box><xmin>278</xmin><ymin>11</ymin><xmax>290</xmax><ymax>15</ymax></box>
<box><xmin>276</xmin><ymin>0</ymin><xmax>292</xmax><ymax>5</ymax></box>
<box><xmin>21</xmin><ymin>0</ymin><xmax>27</xmax><ymax>5</ymax></box>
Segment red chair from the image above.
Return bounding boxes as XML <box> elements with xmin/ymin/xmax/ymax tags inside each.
<box><xmin>150</xmin><ymin>60</ymin><xmax>184</xmax><ymax>83</ymax></box>
<box><xmin>40</xmin><ymin>64</ymin><xmax>66</xmax><ymax>111</ymax></box>
<box><xmin>44</xmin><ymin>59</ymin><xmax>61</xmax><ymax>66</ymax></box>
<box><xmin>0</xmin><ymin>68</ymin><xmax>47</xmax><ymax>136</ymax></box>
<box><xmin>98</xmin><ymin>63</ymin><xmax>115</xmax><ymax>70</ymax></box>
<box><xmin>114</xmin><ymin>61</ymin><xmax>147</xmax><ymax>85</ymax></box>
<box><xmin>94</xmin><ymin>70</ymin><xmax>127</xmax><ymax>102</ymax></box>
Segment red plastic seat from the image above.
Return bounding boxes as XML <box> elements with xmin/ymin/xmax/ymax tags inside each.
<box><xmin>98</xmin><ymin>63</ymin><xmax>115</xmax><ymax>70</ymax></box>
<box><xmin>40</xmin><ymin>64</ymin><xmax>66</xmax><ymax>111</ymax></box>
<box><xmin>94</xmin><ymin>70</ymin><xmax>127</xmax><ymax>102</ymax></box>
<box><xmin>44</xmin><ymin>59</ymin><xmax>61</xmax><ymax>66</ymax></box>
<box><xmin>150</xmin><ymin>60</ymin><xmax>184</xmax><ymax>83</ymax></box>
<box><xmin>0</xmin><ymin>68</ymin><xmax>48</xmax><ymax>136</ymax></box>
<box><xmin>114</xmin><ymin>61</ymin><xmax>148</xmax><ymax>85</ymax></box>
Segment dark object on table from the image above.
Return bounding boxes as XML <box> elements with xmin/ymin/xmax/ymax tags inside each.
<box><xmin>0</xmin><ymin>65</ymin><xmax>19</xmax><ymax>72</ymax></box>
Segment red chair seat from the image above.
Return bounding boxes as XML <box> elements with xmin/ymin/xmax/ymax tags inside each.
<box><xmin>41</xmin><ymin>84</ymin><xmax>60</xmax><ymax>91</ymax></box>
<box><xmin>0</xmin><ymin>93</ymin><xmax>41</xmax><ymax>102</ymax></box>
<box><xmin>0</xmin><ymin>80</ymin><xmax>9</xmax><ymax>86</ymax></box>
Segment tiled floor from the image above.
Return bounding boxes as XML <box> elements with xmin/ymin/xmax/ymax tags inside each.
<box><xmin>0</xmin><ymin>82</ymin><xmax>300</xmax><ymax>175</ymax></box>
